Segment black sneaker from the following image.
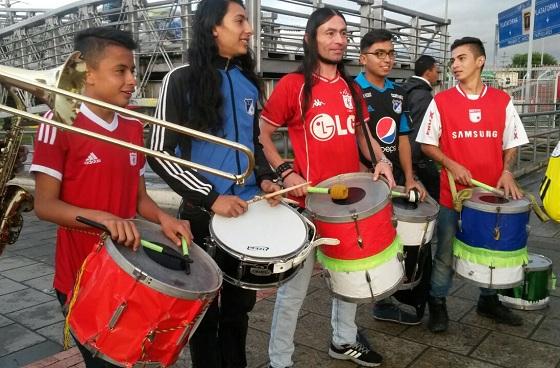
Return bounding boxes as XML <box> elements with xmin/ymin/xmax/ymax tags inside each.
<box><xmin>428</xmin><ymin>296</ymin><xmax>449</xmax><ymax>333</ymax></box>
<box><xmin>328</xmin><ymin>341</ymin><xmax>382</xmax><ymax>367</ymax></box>
<box><xmin>477</xmin><ymin>294</ymin><xmax>523</xmax><ymax>326</ymax></box>
<box><xmin>372</xmin><ymin>302</ymin><xmax>422</xmax><ymax>325</ymax></box>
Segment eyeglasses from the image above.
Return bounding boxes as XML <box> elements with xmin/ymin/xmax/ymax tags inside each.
<box><xmin>362</xmin><ymin>50</ymin><xmax>397</xmax><ymax>60</ymax></box>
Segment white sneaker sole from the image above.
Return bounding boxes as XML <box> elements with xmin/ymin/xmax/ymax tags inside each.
<box><xmin>328</xmin><ymin>348</ymin><xmax>381</xmax><ymax>367</ymax></box>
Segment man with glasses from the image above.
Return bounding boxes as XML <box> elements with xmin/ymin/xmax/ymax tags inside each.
<box><xmin>355</xmin><ymin>28</ymin><xmax>427</xmax><ymax>325</ymax></box>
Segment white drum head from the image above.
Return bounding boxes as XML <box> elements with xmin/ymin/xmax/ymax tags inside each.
<box><xmin>210</xmin><ymin>200</ymin><xmax>308</xmax><ymax>259</ymax></box>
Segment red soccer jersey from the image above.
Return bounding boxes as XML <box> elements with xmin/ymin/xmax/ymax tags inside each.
<box><xmin>30</xmin><ymin>105</ymin><xmax>146</xmax><ymax>295</ymax></box>
<box><xmin>419</xmin><ymin>85</ymin><xmax>525</xmax><ymax>208</ymax></box>
<box><xmin>261</xmin><ymin>73</ymin><xmax>368</xmax><ymax>206</ymax></box>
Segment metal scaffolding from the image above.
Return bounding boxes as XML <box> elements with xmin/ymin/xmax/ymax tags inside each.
<box><xmin>0</xmin><ymin>0</ymin><xmax>449</xmax><ymax>103</ymax></box>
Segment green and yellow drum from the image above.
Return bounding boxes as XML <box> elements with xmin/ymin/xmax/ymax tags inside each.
<box><xmin>498</xmin><ymin>253</ymin><xmax>556</xmax><ymax>310</ymax></box>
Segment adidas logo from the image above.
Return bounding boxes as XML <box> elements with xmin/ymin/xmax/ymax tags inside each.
<box><xmin>84</xmin><ymin>152</ymin><xmax>101</xmax><ymax>165</ymax></box>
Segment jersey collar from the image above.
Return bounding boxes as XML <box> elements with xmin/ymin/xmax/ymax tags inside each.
<box><xmin>79</xmin><ymin>103</ymin><xmax>119</xmax><ymax>132</ymax></box>
<box><xmin>355</xmin><ymin>72</ymin><xmax>394</xmax><ymax>92</ymax></box>
<box><xmin>455</xmin><ymin>83</ymin><xmax>488</xmax><ymax>100</ymax></box>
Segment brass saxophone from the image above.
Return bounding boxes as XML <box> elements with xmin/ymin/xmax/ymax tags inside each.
<box><xmin>0</xmin><ymin>89</ymin><xmax>34</xmax><ymax>255</ymax></box>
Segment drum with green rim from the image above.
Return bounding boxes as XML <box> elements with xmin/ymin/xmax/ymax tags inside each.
<box><xmin>498</xmin><ymin>253</ymin><xmax>556</xmax><ymax>310</ymax></box>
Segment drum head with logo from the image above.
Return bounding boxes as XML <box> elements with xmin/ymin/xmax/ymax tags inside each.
<box><xmin>106</xmin><ymin>219</ymin><xmax>222</xmax><ymax>299</ymax></box>
<box><xmin>306</xmin><ymin>172</ymin><xmax>390</xmax><ymax>223</ymax></box>
<box><xmin>210</xmin><ymin>200</ymin><xmax>308</xmax><ymax>260</ymax></box>
<box><xmin>392</xmin><ymin>186</ymin><xmax>439</xmax><ymax>223</ymax></box>
<box><xmin>464</xmin><ymin>188</ymin><xmax>530</xmax><ymax>214</ymax></box>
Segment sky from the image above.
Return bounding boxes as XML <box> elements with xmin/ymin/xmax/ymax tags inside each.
<box><xmin>10</xmin><ymin>0</ymin><xmax>558</xmax><ymax>67</ymax></box>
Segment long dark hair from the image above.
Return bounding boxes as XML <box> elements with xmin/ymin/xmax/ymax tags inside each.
<box><xmin>186</xmin><ymin>0</ymin><xmax>259</xmax><ymax>133</ymax></box>
<box><xmin>298</xmin><ymin>8</ymin><xmax>363</xmax><ymax>122</ymax></box>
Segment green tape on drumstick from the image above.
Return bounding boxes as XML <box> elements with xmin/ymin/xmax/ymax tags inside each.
<box><xmin>471</xmin><ymin>179</ymin><xmax>504</xmax><ymax>196</ymax></box>
<box><xmin>181</xmin><ymin>236</ymin><xmax>189</xmax><ymax>257</ymax></box>
<box><xmin>141</xmin><ymin>239</ymin><xmax>164</xmax><ymax>253</ymax></box>
<box><xmin>307</xmin><ymin>187</ymin><xmax>329</xmax><ymax>194</ymax></box>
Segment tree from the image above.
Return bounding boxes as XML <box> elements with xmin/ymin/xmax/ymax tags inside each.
<box><xmin>511</xmin><ymin>52</ymin><xmax>558</xmax><ymax>66</ymax></box>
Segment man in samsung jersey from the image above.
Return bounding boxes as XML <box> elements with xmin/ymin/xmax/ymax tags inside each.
<box><xmin>416</xmin><ymin>36</ymin><xmax>529</xmax><ymax>333</ymax></box>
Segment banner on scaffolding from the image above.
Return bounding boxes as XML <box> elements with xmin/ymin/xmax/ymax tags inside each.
<box><xmin>499</xmin><ymin>0</ymin><xmax>560</xmax><ymax>48</ymax></box>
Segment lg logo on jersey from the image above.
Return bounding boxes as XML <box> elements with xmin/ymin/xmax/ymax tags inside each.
<box><xmin>310</xmin><ymin>113</ymin><xmax>356</xmax><ymax>141</ymax></box>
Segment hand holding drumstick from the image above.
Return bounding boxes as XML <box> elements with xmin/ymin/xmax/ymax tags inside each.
<box><xmin>248</xmin><ymin>181</ymin><xmax>350</xmax><ymax>204</ymax></box>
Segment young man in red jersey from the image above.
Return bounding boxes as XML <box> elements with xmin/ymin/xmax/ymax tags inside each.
<box><xmin>31</xmin><ymin>27</ymin><xmax>191</xmax><ymax>367</ymax></box>
<box><xmin>416</xmin><ymin>37</ymin><xmax>529</xmax><ymax>333</ymax></box>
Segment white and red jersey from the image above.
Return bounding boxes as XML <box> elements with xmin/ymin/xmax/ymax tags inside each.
<box><xmin>261</xmin><ymin>73</ymin><xmax>369</xmax><ymax>205</ymax></box>
<box><xmin>416</xmin><ymin>85</ymin><xmax>528</xmax><ymax>208</ymax></box>
<box><xmin>30</xmin><ymin>104</ymin><xmax>146</xmax><ymax>295</ymax></box>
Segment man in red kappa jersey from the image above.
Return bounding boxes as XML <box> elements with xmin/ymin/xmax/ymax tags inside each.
<box><xmin>416</xmin><ymin>37</ymin><xmax>529</xmax><ymax>333</ymax></box>
<box><xmin>30</xmin><ymin>27</ymin><xmax>192</xmax><ymax>367</ymax></box>
<box><xmin>259</xmin><ymin>8</ymin><xmax>394</xmax><ymax>368</ymax></box>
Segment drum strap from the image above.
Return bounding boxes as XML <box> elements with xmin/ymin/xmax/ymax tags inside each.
<box><xmin>63</xmin><ymin>235</ymin><xmax>106</xmax><ymax>350</ymax></box>
<box><xmin>446</xmin><ymin>170</ymin><xmax>472</xmax><ymax>212</ymax></box>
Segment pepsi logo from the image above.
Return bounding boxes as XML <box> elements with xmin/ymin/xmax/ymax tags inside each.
<box><xmin>376</xmin><ymin>117</ymin><xmax>397</xmax><ymax>144</ymax></box>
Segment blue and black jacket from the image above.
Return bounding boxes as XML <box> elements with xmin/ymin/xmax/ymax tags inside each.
<box><xmin>148</xmin><ymin>56</ymin><xmax>275</xmax><ymax>210</ymax></box>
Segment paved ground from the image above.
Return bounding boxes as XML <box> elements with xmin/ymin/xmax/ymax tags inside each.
<box><xmin>1</xmin><ymin>170</ymin><xmax>559</xmax><ymax>368</ymax></box>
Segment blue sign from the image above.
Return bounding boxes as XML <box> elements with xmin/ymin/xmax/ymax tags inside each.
<box><xmin>534</xmin><ymin>0</ymin><xmax>560</xmax><ymax>39</ymax></box>
<box><xmin>498</xmin><ymin>1</ymin><xmax>530</xmax><ymax>48</ymax></box>
<box><xmin>498</xmin><ymin>0</ymin><xmax>560</xmax><ymax>48</ymax></box>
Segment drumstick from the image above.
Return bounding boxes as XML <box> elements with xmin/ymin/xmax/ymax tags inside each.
<box><xmin>247</xmin><ymin>181</ymin><xmax>311</xmax><ymax>204</ymax></box>
<box><xmin>471</xmin><ymin>179</ymin><xmax>505</xmax><ymax>196</ymax></box>
<box><xmin>307</xmin><ymin>184</ymin><xmax>349</xmax><ymax>200</ymax></box>
<box><xmin>391</xmin><ymin>189</ymin><xmax>419</xmax><ymax>203</ymax></box>
<box><xmin>76</xmin><ymin>216</ymin><xmax>189</xmax><ymax>262</ymax></box>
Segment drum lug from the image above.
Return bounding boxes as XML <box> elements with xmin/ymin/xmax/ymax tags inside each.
<box><xmin>108</xmin><ymin>302</ymin><xmax>127</xmax><ymax>330</ymax></box>
<box><xmin>205</xmin><ymin>237</ymin><xmax>216</xmax><ymax>258</ymax></box>
<box><xmin>526</xmin><ymin>224</ymin><xmax>531</xmax><ymax>236</ymax></box>
<box><xmin>457</xmin><ymin>219</ymin><xmax>462</xmax><ymax>232</ymax></box>
<box><xmin>132</xmin><ymin>268</ymin><xmax>149</xmax><ymax>282</ymax></box>
<box><xmin>350</xmin><ymin>212</ymin><xmax>363</xmax><ymax>248</ymax></box>
<box><xmin>391</xmin><ymin>215</ymin><xmax>397</xmax><ymax>228</ymax></box>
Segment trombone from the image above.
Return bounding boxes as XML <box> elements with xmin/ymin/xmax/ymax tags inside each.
<box><xmin>0</xmin><ymin>52</ymin><xmax>255</xmax><ymax>185</ymax></box>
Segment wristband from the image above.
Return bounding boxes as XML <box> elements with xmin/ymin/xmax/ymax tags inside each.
<box><xmin>281</xmin><ymin>170</ymin><xmax>295</xmax><ymax>180</ymax></box>
<box><xmin>378</xmin><ymin>156</ymin><xmax>393</xmax><ymax>168</ymax></box>
<box><xmin>503</xmin><ymin>169</ymin><xmax>513</xmax><ymax>176</ymax></box>
<box><xmin>275</xmin><ymin>162</ymin><xmax>293</xmax><ymax>177</ymax></box>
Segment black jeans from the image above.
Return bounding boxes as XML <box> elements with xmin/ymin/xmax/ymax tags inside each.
<box><xmin>180</xmin><ymin>205</ymin><xmax>257</xmax><ymax>368</ymax></box>
<box><xmin>56</xmin><ymin>291</ymin><xmax>120</xmax><ymax>368</ymax></box>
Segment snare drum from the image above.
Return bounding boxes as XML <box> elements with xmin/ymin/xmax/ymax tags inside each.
<box><xmin>209</xmin><ymin>200</ymin><xmax>312</xmax><ymax>290</ymax></box>
<box><xmin>393</xmin><ymin>187</ymin><xmax>439</xmax><ymax>289</ymax></box>
<box><xmin>453</xmin><ymin>189</ymin><xmax>530</xmax><ymax>289</ymax></box>
<box><xmin>499</xmin><ymin>253</ymin><xmax>556</xmax><ymax>310</ymax></box>
<box><xmin>306</xmin><ymin>173</ymin><xmax>404</xmax><ymax>302</ymax></box>
<box><xmin>67</xmin><ymin>220</ymin><xmax>222</xmax><ymax>367</ymax></box>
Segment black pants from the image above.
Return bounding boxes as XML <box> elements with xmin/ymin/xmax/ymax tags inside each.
<box><xmin>413</xmin><ymin>160</ymin><xmax>440</xmax><ymax>202</ymax></box>
<box><xmin>56</xmin><ymin>291</ymin><xmax>120</xmax><ymax>368</ymax></box>
<box><xmin>180</xmin><ymin>205</ymin><xmax>257</xmax><ymax>368</ymax></box>
<box><xmin>390</xmin><ymin>164</ymin><xmax>437</xmax><ymax>317</ymax></box>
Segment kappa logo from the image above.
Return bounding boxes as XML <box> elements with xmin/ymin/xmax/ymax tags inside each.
<box><xmin>84</xmin><ymin>152</ymin><xmax>101</xmax><ymax>165</ymax></box>
<box><xmin>244</xmin><ymin>98</ymin><xmax>255</xmax><ymax>116</ymax></box>
<box><xmin>376</xmin><ymin>117</ymin><xmax>397</xmax><ymax>145</ymax></box>
<box><xmin>312</xmin><ymin>98</ymin><xmax>326</xmax><ymax>108</ymax></box>
<box><xmin>469</xmin><ymin>109</ymin><xmax>482</xmax><ymax>123</ymax></box>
